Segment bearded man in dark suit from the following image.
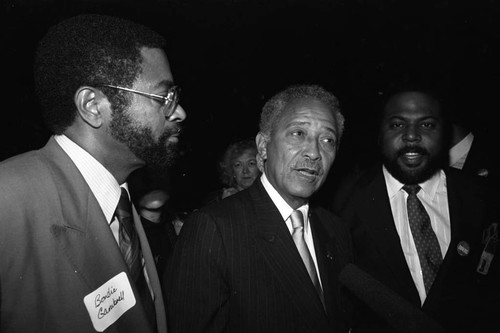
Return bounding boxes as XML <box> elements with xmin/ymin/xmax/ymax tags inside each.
<box><xmin>332</xmin><ymin>88</ymin><xmax>498</xmax><ymax>332</ymax></box>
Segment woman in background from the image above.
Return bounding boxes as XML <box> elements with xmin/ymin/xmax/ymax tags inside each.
<box><xmin>202</xmin><ymin>138</ymin><xmax>261</xmax><ymax>206</ymax></box>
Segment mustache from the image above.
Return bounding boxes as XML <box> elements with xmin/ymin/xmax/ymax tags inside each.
<box><xmin>397</xmin><ymin>145</ymin><xmax>428</xmax><ymax>157</ymax></box>
<box><xmin>292</xmin><ymin>160</ymin><xmax>323</xmax><ymax>175</ymax></box>
<box><xmin>157</xmin><ymin>126</ymin><xmax>182</xmax><ymax>146</ymax></box>
<box><xmin>166</xmin><ymin>125</ymin><xmax>182</xmax><ymax>136</ymax></box>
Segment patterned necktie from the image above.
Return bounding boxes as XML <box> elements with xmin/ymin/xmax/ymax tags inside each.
<box><xmin>290</xmin><ymin>210</ymin><xmax>326</xmax><ymax>310</ymax></box>
<box><xmin>403</xmin><ymin>184</ymin><xmax>443</xmax><ymax>294</ymax></box>
<box><xmin>116</xmin><ymin>188</ymin><xmax>143</xmax><ymax>282</ymax></box>
<box><xmin>115</xmin><ymin>187</ymin><xmax>156</xmax><ymax>328</ymax></box>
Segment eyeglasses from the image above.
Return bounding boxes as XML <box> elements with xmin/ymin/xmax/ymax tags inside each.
<box><xmin>99</xmin><ymin>84</ymin><xmax>181</xmax><ymax>118</ymax></box>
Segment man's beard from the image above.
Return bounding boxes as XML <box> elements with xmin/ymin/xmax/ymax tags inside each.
<box><xmin>108</xmin><ymin>107</ymin><xmax>180</xmax><ymax>173</ymax></box>
<box><xmin>382</xmin><ymin>146</ymin><xmax>443</xmax><ymax>184</ymax></box>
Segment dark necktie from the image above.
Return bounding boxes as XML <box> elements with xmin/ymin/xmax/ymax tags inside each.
<box><xmin>116</xmin><ymin>188</ymin><xmax>142</xmax><ymax>282</ymax></box>
<box><xmin>403</xmin><ymin>184</ymin><xmax>443</xmax><ymax>294</ymax></box>
<box><xmin>115</xmin><ymin>187</ymin><xmax>156</xmax><ymax>329</ymax></box>
<box><xmin>290</xmin><ymin>210</ymin><xmax>326</xmax><ymax>310</ymax></box>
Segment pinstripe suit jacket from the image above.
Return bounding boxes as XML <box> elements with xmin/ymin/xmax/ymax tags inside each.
<box><xmin>0</xmin><ymin>137</ymin><xmax>167</xmax><ymax>333</ymax></box>
<box><xmin>165</xmin><ymin>179</ymin><xmax>353</xmax><ymax>332</ymax></box>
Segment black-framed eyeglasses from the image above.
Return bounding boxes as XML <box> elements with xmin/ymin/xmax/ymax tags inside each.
<box><xmin>99</xmin><ymin>84</ymin><xmax>181</xmax><ymax>118</ymax></box>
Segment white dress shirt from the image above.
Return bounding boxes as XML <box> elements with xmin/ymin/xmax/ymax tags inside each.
<box><xmin>260</xmin><ymin>173</ymin><xmax>323</xmax><ymax>288</ymax></box>
<box><xmin>383</xmin><ymin>166</ymin><xmax>451</xmax><ymax>304</ymax></box>
<box><xmin>55</xmin><ymin>134</ymin><xmax>125</xmax><ymax>244</ymax></box>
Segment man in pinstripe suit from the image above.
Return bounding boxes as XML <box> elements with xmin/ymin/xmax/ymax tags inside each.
<box><xmin>165</xmin><ymin>84</ymin><xmax>353</xmax><ymax>332</ymax></box>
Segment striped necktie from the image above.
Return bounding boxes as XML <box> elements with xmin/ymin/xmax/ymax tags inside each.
<box><xmin>116</xmin><ymin>187</ymin><xmax>142</xmax><ymax>282</ymax></box>
<box><xmin>115</xmin><ymin>187</ymin><xmax>156</xmax><ymax>329</ymax></box>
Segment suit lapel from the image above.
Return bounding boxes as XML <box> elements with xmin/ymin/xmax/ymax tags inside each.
<box><xmin>360</xmin><ymin>168</ymin><xmax>421</xmax><ymax>302</ymax></box>
<box><xmin>51</xmin><ymin>192</ymin><xmax>126</xmax><ymax>288</ymax></box>
<box><xmin>42</xmin><ymin>138</ymin><xmax>127</xmax><ymax>290</ymax></box>
<box><xmin>424</xmin><ymin>170</ymin><xmax>484</xmax><ymax>309</ymax></box>
<box><xmin>132</xmin><ymin>206</ymin><xmax>167</xmax><ymax>333</ymax></box>
<box><xmin>42</xmin><ymin>138</ymin><xmax>157</xmax><ymax>332</ymax></box>
<box><xmin>309</xmin><ymin>209</ymin><xmax>339</xmax><ymax>314</ymax></box>
<box><xmin>250</xmin><ymin>182</ymin><xmax>327</xmax><ymax>329</ymax></box>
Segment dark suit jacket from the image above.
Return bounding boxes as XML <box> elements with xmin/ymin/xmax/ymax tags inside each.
<box><xmin>461</xmin><ymin>132</ymin><xmax>495</xmax><ymax>181</ymax></box>
<box><xmin>141</xmin><ymin>214</ymin><xmax>177</xmax><ymax>279</ymax></box>
<box><xmin>334</xmin><ymin>164</ymin><xmax>497</xmax><ymax>333</ymax></box>
<box><xmin>0</xmin><ymin>137</ymin><xmax>167</xmax><ymax>333</ymax></box>
<box><xmin>165</xmin><ymin>179</ymin><xmax>353</xmax><ymax>332</ymax></box>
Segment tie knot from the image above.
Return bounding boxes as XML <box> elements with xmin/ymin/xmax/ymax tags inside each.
<box><xmin>290</xmin><ymin>210</ymin><xmax>304</xmax><ymax>229</ymax></box>
<box><xmin>403</xmin><ymin>184</ymin><xmax>421</xmax><ymax>195</ymax></box>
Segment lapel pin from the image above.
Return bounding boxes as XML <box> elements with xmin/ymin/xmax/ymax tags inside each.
<box><xmin>457</xmin><ymin>241</ymin><xmax>470</xmax><ymax>257</ymax></box>
<box><xmin>477</xmin><ymin>169</ymin><xmax>489</xmax><ymax>177</ymax></box>
<box><xmin>326</xmin><ymin>251</ymin><xmax>334</xmax><ymax>261</ymax></box>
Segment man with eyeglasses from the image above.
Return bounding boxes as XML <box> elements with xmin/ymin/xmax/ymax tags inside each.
<box><xmin>0</xmin><ymin>14</ymin><xmax>185</xmax><ymax>333</ymax></box>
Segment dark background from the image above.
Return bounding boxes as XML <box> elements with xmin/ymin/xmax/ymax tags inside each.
<box><xmin>2</xmin><ymin>0</ymin><xmax>499</xmax><ymax>212</ymax></box>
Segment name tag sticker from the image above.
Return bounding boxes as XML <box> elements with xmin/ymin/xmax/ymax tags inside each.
<box><xmin>84</xmin><ymin>272</ymin><xmax>136</xmax><ymax>332</ymax></box>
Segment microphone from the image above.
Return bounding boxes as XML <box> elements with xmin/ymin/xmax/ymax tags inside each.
<box><xmin>339</xmin><ymin>264</ymin><xmax>444</xmax><ymax>333</ymax></box>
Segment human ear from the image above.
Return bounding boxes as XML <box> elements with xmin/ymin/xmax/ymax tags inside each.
<box><xmin>256</xmin><ymin>132</ymin><xmax>268</xmax><ymax>160</ymax></box>
<box><xmin>255</xmin><ymin>133</ymin><xmax>269</xmax><ymax>172</ymax></box>
<box><xmin>74</xmin><ymin>87</ymin><xmax>105</xmax><ymax>128</ymax></box>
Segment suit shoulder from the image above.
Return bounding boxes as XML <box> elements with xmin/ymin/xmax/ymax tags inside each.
<box><xmin>0</xmin><ymin>150</ymin><xmax>49</xmax><ymax>190</ymax></box>
<box><xmin>184</xmin><ymin>190</ymin><xmax>253</xmax><ymax>228</ymax></box>
<box><xmin>445</xmin><ymin>167</ymin><xmax>494</xmax><ymax>198</ymax></box>
<box><xmin>331</xmin><ymin>165</ymin><xmax>381</xmax><ymax>213</ymax></box>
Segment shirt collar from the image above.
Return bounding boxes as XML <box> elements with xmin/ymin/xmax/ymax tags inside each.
<box><xmin>382</xmin><ymin>165</ymin><xmax>444</xmax><ymax>200</ymax></box>
<box><xmin>54</xmin><ymin>134</ymin><xmax>126</xmax><ymax>224</ymax></box>
<box><xmin>449</xmin><ymin>132</ymin><xmax>474</xmax><ymax>167</ymax></box>
<box><xmin>260</xmin><ymin>173</ymin><xmax>310</xmax><ymax>224</ymax></box>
